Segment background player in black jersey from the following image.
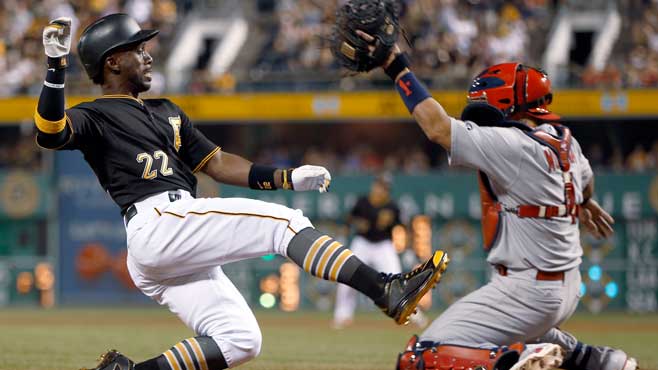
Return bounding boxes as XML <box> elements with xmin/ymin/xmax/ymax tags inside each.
<box><xmin>333</xmin><ymin>174</ymin><xmax>428</xmax><ymax>329</ymax></box>
<box><xmin>35</xmin><ymin>14</ymin><xmax>448</xmax><ymax>370</ymax></box>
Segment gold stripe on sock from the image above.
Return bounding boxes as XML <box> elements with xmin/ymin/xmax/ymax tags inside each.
<box><xmin>329</xmin><ymin>250</ymin><xmax>354</xmax><ymax>281</ymax></box>
<box><xmin>186</xmin><ymin>338</ymin><xmax>208</xmax><ymax>370</ymax></box>
<box><xmin>303</xmin><ymin>235</ymin><xmax>331</xmax><ymax>272</ymax></box>
<box><xmin>163</xmin><ymin>350</ymin><xmax>182</xmax><ymax>370</ymax></box>
<box><xmin>175</xmin><ymin>343</ymin><xmax>195</xmax><ymax>370</ymax></box>
<box><xmin>314</xmin><ymin>241</ymin><xmax>342</xmax><ymax>277</ymax></box>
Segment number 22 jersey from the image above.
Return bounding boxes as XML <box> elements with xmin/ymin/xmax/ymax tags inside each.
<box><xmin>38</xmin><ymin>95</ymin><xmax>219</xmax><ymax>213</ymax></box>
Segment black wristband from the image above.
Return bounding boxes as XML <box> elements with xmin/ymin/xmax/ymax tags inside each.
<box><xmin>384</xmin><ymin>52</ymin><xmax>411</xmax><ymax>81</ymax></box>
<box><xmin>248</xmin><ymin>164</ymin><xmax>278</xmax><ymax>190</ymax></box>
<box><xmin>47</xmin><ymin>56</ymin><xmax>67</xmax><ymax>70</ymax></box>
<box><xmin>581</xmin><ymin>196</ymin><xmax>592</xmax><ymax>206</ymax></box>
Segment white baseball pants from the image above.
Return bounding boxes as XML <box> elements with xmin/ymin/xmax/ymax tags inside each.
<box><xmin>125</xmin><ymin>190</ymin><xmax>313</xmax><ymax>367</ymax></box>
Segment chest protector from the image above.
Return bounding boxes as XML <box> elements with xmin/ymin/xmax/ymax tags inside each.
<box><xmin>479</xmin><ymin>123</ymin><xmax>578</xmax><ymax>251</ymax></box>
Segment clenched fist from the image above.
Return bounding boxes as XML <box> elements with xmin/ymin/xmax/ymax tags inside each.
<box><xmin>43</xmin><ymin>17</ymin><xmax>72</xmax><ymax>58</ymax></box>
<box><xmin>291</xmin><ymin>165</ymin><xmax>332</xmax><ymax>193</ymax></box>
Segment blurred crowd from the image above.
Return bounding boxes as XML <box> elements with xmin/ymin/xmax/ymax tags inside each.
<box><xmin>590</xmin><ymin>141</ymin><xmax>658</xmax><ymax>173</ymax></box>
<box><xmin>579</xmin><ymin>0</ymin><xmax>658</xmax><ymax>88</ymax></box>
<box><xmin>250</xmin><ymin>0</ymin><xmax>658</xmax><ymax>90</ymax></box>
<box><xmin>5</xmin><ymin>0</ymin><xmax>658</xmax><ymax>92</ymax></box>
<box><xmin>251</xmin><ymin>144</ymin><xmax>435</xmax><ymax>174</ymax></box>
<box><xmin>0</xmin><ymin>0</ymin><xmax>182</xmax><ymax>97</ymax></box>
<box><xmin>251</xmin><ymin>0</ymin><xmax>552</xmax><ymax>88</ymax></box>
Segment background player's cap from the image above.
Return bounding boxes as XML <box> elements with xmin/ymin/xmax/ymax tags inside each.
<box><xmin>77</xmin><ymin>13</ymin><xmax>159</xmax><ymax>81</ymax></box>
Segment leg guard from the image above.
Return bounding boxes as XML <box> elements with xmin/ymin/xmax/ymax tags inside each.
<box><xmin>396</xmin><ymin>335</ymin><xmax>524</xmax><ymax>370</ymax></box>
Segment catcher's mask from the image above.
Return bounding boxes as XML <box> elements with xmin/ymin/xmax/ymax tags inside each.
<box><xmin>464</xmin><ymin>62</ymin><xmax>560</xmax><ymax>125</ymax></box>
<box><xmin>77</xmin><ymin>13</ymin><xmax>159</xmax><ymax>82</ymax></box>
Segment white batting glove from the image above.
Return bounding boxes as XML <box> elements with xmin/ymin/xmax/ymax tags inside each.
<box><xmin>43</xmin><ymin>17</ymin><xmax>72</xmax><ymax>58</ymax></box>
<box><xmin>291</xmin><ymin>165</ymin><xmax>332</xmax><ymax>193</ymax></box>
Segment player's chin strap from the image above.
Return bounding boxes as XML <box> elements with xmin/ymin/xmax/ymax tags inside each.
<box><xmin>396</xmin><ymin>335</ymin><xmax>524</xmax><ymax>370</ymax></box>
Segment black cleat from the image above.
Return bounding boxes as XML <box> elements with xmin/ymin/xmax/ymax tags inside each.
<box><xmin>376</xmin><ymin>250</ymin><xmax>450</xmax><ymax>325</ymax></box>
<box><xmin>80</xmin><ymin>350</ymin><xmax>135</xmax><ymax>370</ymax></box>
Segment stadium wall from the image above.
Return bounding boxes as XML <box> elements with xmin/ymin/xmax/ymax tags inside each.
<box><xmin>0</xmin><ymin>154</ymin><xmax>655</xmax><ymax>313</ymax></box>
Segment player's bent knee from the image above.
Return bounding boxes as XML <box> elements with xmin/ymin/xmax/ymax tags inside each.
<box><xmin>212</xmin><ymin>325</ymin><xmax>262</xmax><ymax>367</ymax></box>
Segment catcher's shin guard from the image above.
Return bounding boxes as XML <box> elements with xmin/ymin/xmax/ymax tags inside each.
<box><xmin>396</xmin><ymin>335</ymin><xmax>523</xmax><ymax>370</ymax></box>
<box><xmin>80</xmin><ymin>350</ymin><xmax>135</xmax><ymax>370</ymax></box>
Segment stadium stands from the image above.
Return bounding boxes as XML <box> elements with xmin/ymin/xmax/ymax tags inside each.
<box><xmin>1</xmin><ymin>0</ymin><xmax>657</xmax><ymax>173</ymax></box>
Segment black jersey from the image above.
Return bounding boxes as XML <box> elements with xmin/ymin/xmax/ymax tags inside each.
<box><xmin>350</xmin><ymin>196</ymin><xmax>401</xmax><ymax>242</ymax></box>
<box><xmin>38</xmin><ymin>95</ymin><xmax>218</xmax><ymax>212</ymax></box>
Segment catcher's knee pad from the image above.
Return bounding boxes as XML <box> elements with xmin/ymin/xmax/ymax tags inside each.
<box><xmin>396</xmin><ymin>335</ymin><xmax>524</xmax><ymax>370</ymax></box>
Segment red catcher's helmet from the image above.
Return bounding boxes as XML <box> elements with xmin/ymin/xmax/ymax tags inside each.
<box><xmin>467</xmin><ymin>63</ymin><xmax>560</xmax><ymax>122</ymax></box>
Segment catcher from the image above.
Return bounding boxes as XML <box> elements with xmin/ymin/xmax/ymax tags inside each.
<box><xmin>331</xmin><ymin>1</ymin><xmax>638</xmax><ymax>370</ymax></box>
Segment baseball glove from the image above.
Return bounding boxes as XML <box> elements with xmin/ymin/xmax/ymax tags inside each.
<box><xmin>331</xmin><ymin>0</ymin><xmax>400</xmax><ymax>72</ymax></box>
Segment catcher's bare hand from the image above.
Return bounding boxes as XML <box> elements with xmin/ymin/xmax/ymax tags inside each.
<box><xmin>579</xmin><ymin>199</ymin><xmax>614</xmax><ymax>239</ymax></box>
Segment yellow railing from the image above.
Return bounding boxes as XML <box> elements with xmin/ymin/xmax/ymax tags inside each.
<box><xmin>0</xmin><ymin>89</ymin><xmax>653</xmax><ymax>123</ymax></box>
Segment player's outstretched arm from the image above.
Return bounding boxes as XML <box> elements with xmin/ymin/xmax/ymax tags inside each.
<box><xmin>200</xmin><ymin>150</ymin><xmax>331</xmax><ymax>192</ymax></box>
<box><xmin>380</xmin><ymin>43</ymin><xmax>452</xmax><ymax>151</ymax></box>
<box><xmin>351</xmin><ymin>31</ymin><xmax>453</xmax><ymax>151</ymax></box>
<box><xmin>34</xmin><ymin>17</ymin><xmax>73</xmax><ymax>149</ymax></box>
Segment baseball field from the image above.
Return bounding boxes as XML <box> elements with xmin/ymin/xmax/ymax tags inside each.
<box><xmin>0</xmin><ymin>308</ymin><xmax>656</xmax><ymax>370</ymax></box>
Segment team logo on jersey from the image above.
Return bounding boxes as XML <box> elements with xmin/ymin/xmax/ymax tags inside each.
<box><xmin>168</xmin><ymin>116</ymin><xmax>182</xmax><ymax>152</ymax></box>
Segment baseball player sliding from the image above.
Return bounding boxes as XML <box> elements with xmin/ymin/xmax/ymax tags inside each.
<box><xmin>35</xmin><ymin>14</ymin><xmax>449</xmax><ymax>370</ymax></box>
<box><xmin>330</xmin><ymin>1</ymin><xmax>638</xmax><ymax>370</ymax></box>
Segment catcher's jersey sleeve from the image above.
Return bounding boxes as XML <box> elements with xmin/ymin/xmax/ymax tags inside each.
<box><xmin>177</xmin><ymin>108</ymin><xmax>220</xmax><ymax>173</ymax></box>
<box><xmin>448</xmin><ymin>118</ymin><xmax>523</xmax><ymax>189</ymax></box>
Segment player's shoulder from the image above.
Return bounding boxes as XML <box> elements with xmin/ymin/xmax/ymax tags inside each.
<box><xmin>144</xmin><ymin>98</ymin><xmax>186</xmax><ymax>116</ymax></box>
<box><xmin>68</xmin><ymin>100</ymin><xmax>97</xmax><ymax>110</ymax></box>
<box><xmin>143</xmin><ymin>97</ymin><xmax>179</xmax><ymax>109</ymax></box>
<box><xmin>66</xmin><ymin>100</ymin><xmax>101</xmax><ymax>116</ymax></box>
<box><xmin>483</xmin><ymin>123</ymin><xmax>530</xmax><ymax>145</ymax></box>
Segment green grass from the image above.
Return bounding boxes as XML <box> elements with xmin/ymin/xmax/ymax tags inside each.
<box><xmin>0</xmin><ymin>308</ymin><xmax>656</xmax><ymax>370</ymax></box>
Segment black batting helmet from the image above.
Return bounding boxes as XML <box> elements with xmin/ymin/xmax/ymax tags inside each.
<box><xmin>77</xmin><ymin>13</ymin><xmax>158</xmax><ymax>82</ymax></box>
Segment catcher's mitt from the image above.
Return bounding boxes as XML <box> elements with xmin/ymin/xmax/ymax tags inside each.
<box><xmin>331</xmin><ymin>0</ymin><xmax>400</xmax><ymax>72</ymax></box>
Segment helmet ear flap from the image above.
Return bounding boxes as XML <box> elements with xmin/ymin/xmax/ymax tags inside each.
<box><xmin>461</xmin><ymin>102</ymin><xmax>506</xmax><ymax>127</ymax></box>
